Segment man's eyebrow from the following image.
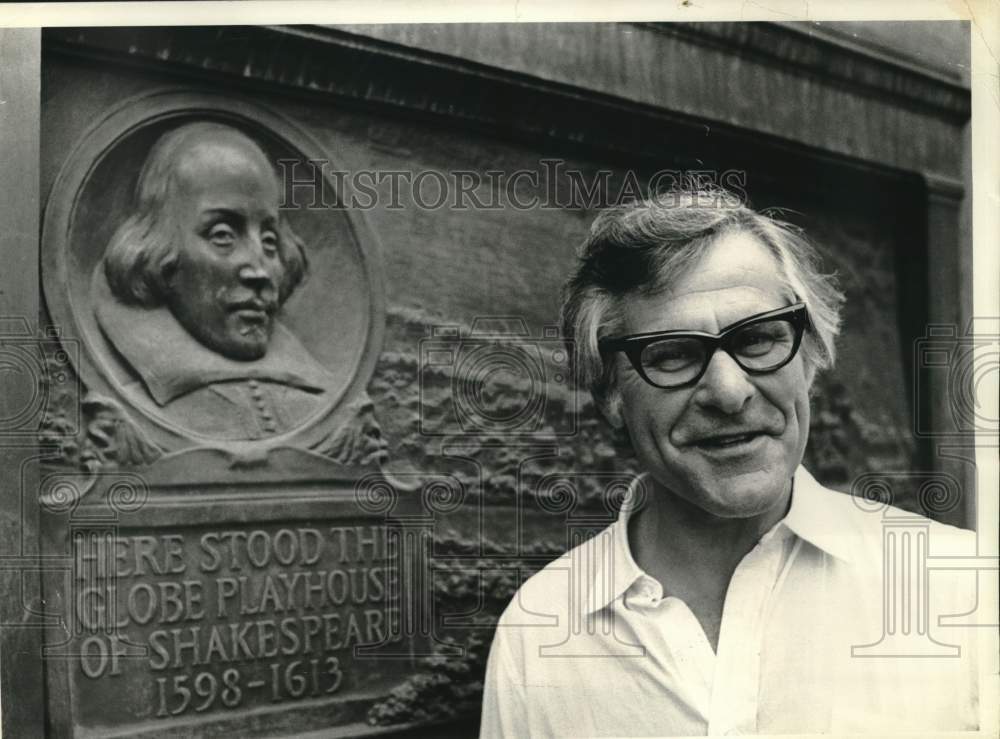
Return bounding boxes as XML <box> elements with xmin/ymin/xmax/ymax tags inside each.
<box><xmin>198</xmin><ymin>207</ymin><xmax>245</xmax><ymax>221</ymax></box>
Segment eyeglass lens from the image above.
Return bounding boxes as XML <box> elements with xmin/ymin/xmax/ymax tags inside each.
<box><xmin>639</xmin><ymin>317</ymin><xmax>798</xmax><ymax>387</ymax></box>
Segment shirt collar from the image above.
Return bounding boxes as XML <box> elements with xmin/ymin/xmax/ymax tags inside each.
<box><xmin>93</xmin><ymin>263</ymin><xmax>342</xmax><ymax>405</ymax></box>
<box><xmin>582</xmin><ymin>465</ymin><xmax>855</xmax><ymax>616</ymax></box>
<box><xmin>582</xmin><ymin>472</ymin><xmax>651</xmax><ymax>616</ymax></box>
<box><xmin>780</xmin><ymin>466</ymin><xmax>858</xmax><ymax>564</ymax></box>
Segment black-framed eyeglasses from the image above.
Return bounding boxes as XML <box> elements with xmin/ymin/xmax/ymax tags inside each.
<box><xmin>599</xmin><ymin>303</ymin><xmax>809</xmax><ymax>389</ymax></box>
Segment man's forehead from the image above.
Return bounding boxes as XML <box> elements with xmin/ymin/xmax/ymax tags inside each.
<box><xmin>667</xmin><ymin>230</ymin><xmax>784</xmax><ymax>295</ymax></box>
<box><xmin>623</xmin><ymin>231</ymin><xmax>793</xmax><ymax>332</ymax></box>
<box><xmin>171</xmin><ymin>133</ymin><xmax>273</xmax><ymax>185</ymax></box>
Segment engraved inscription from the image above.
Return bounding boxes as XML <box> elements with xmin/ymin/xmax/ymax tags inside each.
<box><xmin>71</xmin><ymin>523</ymin><xmax>402</xmax><ymax>724</ymax></box>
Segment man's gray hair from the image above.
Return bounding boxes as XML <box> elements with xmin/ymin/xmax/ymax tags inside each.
<box><xmin>561</xmin><ymin>188</ymin><xmax>845</xmax><ymax>423</ymax></box>
<box><xmin>104</xmin><ymin>121</ymin><xmax>308</xmax><ymax>307</ymax></box>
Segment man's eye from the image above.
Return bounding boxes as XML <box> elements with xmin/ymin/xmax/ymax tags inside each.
<box><xmin>733</xmin><ymin>324</ymin><xmax>790</xmax><ymax>357</ymax></box>
<box><xmin>208</xmin><ymin>225</ymin><xmax>235</xmax><ymax>246</ymax></box>
<box><xmin>261</xmin><ymin>231</ymin><xmax>279</xmax><ymax>256</ymax></box>
<box><xmin>642</xmin><ymin>338</ymin><xmax>702</xmax><ymax>371</ymax></box>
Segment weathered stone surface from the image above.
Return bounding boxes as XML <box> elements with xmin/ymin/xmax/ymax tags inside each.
<box><xmin>39</xmin><ymin>462</ymin><xmax>426</xmax><ymax>738</ymax></box>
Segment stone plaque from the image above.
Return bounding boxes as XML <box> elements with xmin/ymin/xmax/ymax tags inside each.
<box><xmin>36</xmin><ymin>90</ymin><xmax>429</xmax><ymax>737</ymax></box>
<box><xmin>39</xmin><ymin>453</ymin><xmax>430</xmax><ymax>737</ymax></box>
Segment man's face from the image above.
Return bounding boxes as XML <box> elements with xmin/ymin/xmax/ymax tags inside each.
<box><xmin>612</xmin><ymin>230</ymin><xmax>811</xmax><ymax>519</ymax></box>
<box><xmin>164</xmin><ymin>135</ymin><xmax>286</xmax><ymax>361</ymax></box>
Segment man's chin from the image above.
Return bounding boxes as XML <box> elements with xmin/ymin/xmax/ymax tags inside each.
<box><xmin>683</xmin><ymin>470</ymin><xmax>791</xmax><ymax>520</ymax></box>
<box><xmin>226</xmin><ymin>341</ymin><xmax>268</xmax><ymax>362</ymax></box>
<box><xmin>209</xmin><ymin>334</ymin><xmax>270</xmax><ymax>362</ymax></box>
<box><xmin>178</xmin><ymin>314</ymin><xmax>273</xmax><ymax>361</ymax></box>
<box><xmin>713</xmin><ymin>476</ymin><xmax>789</xmax><ymax>518</ymax></box>
<box><xmin>222</xmin><ymin>321</ymin><xmax>272</xmax><ymax>361</ymax></box>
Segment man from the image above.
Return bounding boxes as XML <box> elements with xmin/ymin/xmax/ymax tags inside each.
<box><xmin>481</xmin><ymin>190</ymin><xmax>980</xmax><ymax>736</ymax></box>
<box><xmin>94</xmin><ymin>122</ymin><xmax>343</xmax><ymax>440</ymax></box>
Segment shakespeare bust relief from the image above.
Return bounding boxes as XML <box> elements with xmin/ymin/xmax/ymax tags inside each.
<box><xmin>94</xmin><ymin>123</ymin><xmax>338</xmax><ymax>440</ymax></box>
<box><xmin>42</xmin><ymin>93</ymin><xmax>386</xmax><ymax>465</ymax></box>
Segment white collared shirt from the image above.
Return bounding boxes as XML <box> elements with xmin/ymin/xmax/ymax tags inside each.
<box><xmin>481</xmin><ymin>467</ymin><xmax>984</xmax><ymax>737</ymax></box>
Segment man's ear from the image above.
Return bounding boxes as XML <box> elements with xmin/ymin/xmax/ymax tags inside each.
<box><xmin>598</xmin><ymin>390</ymin><xmax>636</xmax><ymax>456</ymax></box>
<box><xmin>598</xmin><ymin>389</ymin><xmax>626</xmax><ymax>430</ymax></box>
<box><xmin>157</xmin><ymin>251</ymin><xmax>179</xmax><ymax>295</ymax></box>
<box><xmin>804</xmin><ymin>360</ymin><xmax>818</xmax><ymax>392</ymax></box>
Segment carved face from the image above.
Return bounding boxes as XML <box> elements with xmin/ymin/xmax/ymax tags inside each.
<box><xmin>164</xmin><ymin>134</ymin><xmax>287</xmax><ymax>361</ymax></box>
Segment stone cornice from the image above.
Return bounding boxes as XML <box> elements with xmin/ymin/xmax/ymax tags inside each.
<box><xmin>645</xmin><ymin>22</ymin><xmax>969</xmax><ymax>123</ymax></box>
<box><xmin>43</xmin><ymin>24</ymin><xmax>965</xmax><ymax>181</ymax></box>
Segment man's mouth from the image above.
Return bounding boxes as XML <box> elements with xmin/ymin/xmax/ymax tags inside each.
<box><xmin>689</xmin><ymin>431</ymin><xmax>769</xmax><ymax>451</ymax></box>
<box><xmin>229</xmin><ymin>300</ymin><xmax>275</xmax><ymax>323</ymax></box>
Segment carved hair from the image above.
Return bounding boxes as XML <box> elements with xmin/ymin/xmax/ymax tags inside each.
<box><xmin>561</xmin><ymin>187</ymin><xmax>845</xmax><ymax>424</ymax></box>
<box><xmin>104</xmin><ymin>122</ymin><xmax>307</xmax><ymax>306</ymax></box>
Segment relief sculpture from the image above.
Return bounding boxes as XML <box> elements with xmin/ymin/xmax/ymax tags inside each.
<box><xmin>37</xmin><ymin>94</ymin><xmax>405</xmax><ymax>739</ymax></box>
<box><xmin>42</xmin><ymin>95</ymin><xmax>388</xmax><ymax>466</ymax></box>
<box><xmin>94</xmin><ymin>122</ymin><xmax>338</xmax><ymax>441</ymax></box>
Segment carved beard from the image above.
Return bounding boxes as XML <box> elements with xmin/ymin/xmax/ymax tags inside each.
<box><xmin>164</xmin><ymin>263</ymin><xmax>278</xmax><ymax>362</ymax></box>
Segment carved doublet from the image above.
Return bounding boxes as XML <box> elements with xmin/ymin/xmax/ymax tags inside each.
<box><xmin>152</xmin><ymin>378</ymin><xmax>326</xmax><ymax>440</ymax></box>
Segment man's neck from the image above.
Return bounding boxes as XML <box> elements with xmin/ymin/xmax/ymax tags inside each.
<box><xmin>627</xmin><ymin>478</ymin><xmax>792</xmax><ymax>650</ymax></box>
<box><xmin>636</xmin><ymin>482</ymin><xmax>791</xmax><ymax>573</ymax></box>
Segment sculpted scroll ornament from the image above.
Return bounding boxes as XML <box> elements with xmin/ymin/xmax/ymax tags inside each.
<box><xmin>81</xmin><ymin>392</ymin><xmax>164</xmax><ymax>470</ymax></box>
<box><xmin>309</xmin><ymin>395</ymin><xmax>390</xmax><ymax>467</ymax></box>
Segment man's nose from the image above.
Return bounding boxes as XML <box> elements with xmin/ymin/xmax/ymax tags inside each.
<box><xmin>236</xmin><ymin>236</ymin><xmax>276</xmax><ymax>291</ymax></box>
<box><xmin>692</xmin><ymin>349</ymin><xmax>755</xmax><ymax>414</ymax></box>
